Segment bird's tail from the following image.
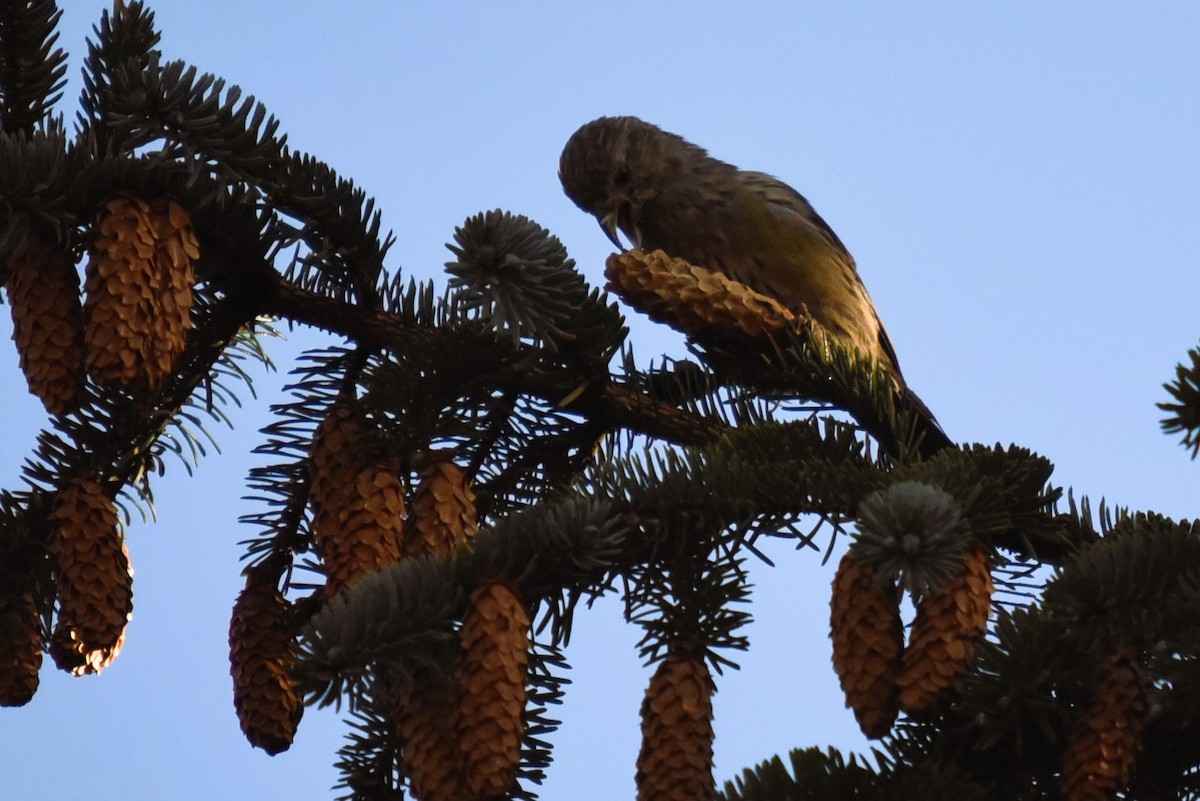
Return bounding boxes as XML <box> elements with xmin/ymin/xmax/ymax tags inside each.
<box><xmin>901</xmin><ymin>386</ymin><xmax>953</xmax><ymax>460</ymax></box>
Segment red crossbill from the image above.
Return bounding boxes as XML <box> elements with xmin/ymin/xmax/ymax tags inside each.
<box><xmin>559</xmin><ymin>115</ymin><xmax>948</xmax><ymax>453</ymax></box>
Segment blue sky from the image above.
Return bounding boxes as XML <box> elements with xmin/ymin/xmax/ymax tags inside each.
<box><xmin>3</xmin><ymin>3</ymin><xmax>1199</xmax><ymax>799</ymax></box>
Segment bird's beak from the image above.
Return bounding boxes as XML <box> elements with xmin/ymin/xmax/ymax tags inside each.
<box><xmin>598</xmin><ymin>210</ymin><xmax>626</xmax><ymax>251</ymax></box>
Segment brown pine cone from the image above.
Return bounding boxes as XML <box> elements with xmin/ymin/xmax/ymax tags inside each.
<box><xmin>83</xmin><ymin>196</ymin><xmax>198</xmax><ymax>391</ymax></box>
<box><xmin>396</xmin><ymin>671</ymin><xmax>467</xmax><ymax>801</ymax></box>
<box><xmin>319</xmin><ymin>463</ymin><xmax>406</xmax><ymax>596</ymax></box>
<box><xmin>408</xmin><ymin>458</ymin><xmax>477</xmax><ymax>558</ymax></box>
<box><xmin>458</xmin><ymin>579</ymin><xmax>530</xmax><ymax>798</ymax></box>
<box><xmin>635</xmin><ymin>653</ymin><xmax>716</xmax><ymax>801</ymax></box>
<box><xmin>83</xmin><ymin>196</ymin><xmax>162</xmax><ymax>389</ymax></box>
<box><xmin>393</xmin><ymin>456</ymin><xmax>476</xmax><ymax>800</ymax></box>
<box><xmin>308</xmin><ymin>401</ymin><xmax>373</xmax><ymax>517</ymax></box>
<box><xmin>605</xmin><ymin>249</ymin><xmax>797</xmax><ymax>340</ymax></box>
<box><xmin>5</xmin><ymin>232</ymin><xmax>85</xmax><ymax>415</ymax></box>
<box><xmin>829</xmin><ymin>549</ymin><xmax>903</xmax><ymax>738</ymax></box>
<box><xmin>47</xmin><ymin>478</ymin><xmax>133</xmax><ymax>676</ymax></box>
<box><xmin>145</xmin><ymin>199</ymin><xmax>197</xmax><ymax>384</ymax></box>
<box><xmin>1061</xmin><ymin>648</ymin><xmax>1148</xmax><ymax>801</ymax></box>
<box><xmin>0</xmin><ymin>589</ymin><xmax>43</xmax><ymax>706</ymax></box>
<box><xmin>307</xmin><ymin>403</ymin><xmax>405</xmax><ymax>595</ymax></box>
<box><xmin>897</xmin><ymin>542</ymin><xmax>993</xmax><ymax>713</ymax></box>
<box><xmin>229</xmin><ymin>569</ymin><xmax>304</xmax><ymax>755</ymax></box>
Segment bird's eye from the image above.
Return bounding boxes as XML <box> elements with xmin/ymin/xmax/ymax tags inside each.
<box><xmin>613</xmin><ymin>167</ymin><xmax>631</xmax><ymax>188</ymax></box>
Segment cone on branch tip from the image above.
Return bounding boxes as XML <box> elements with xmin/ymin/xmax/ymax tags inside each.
<box><xmin>458</xmin><ymin>579</ymin><xmax>530</xmax><ymax>799</ymax></box>
<box><xmin>605</xmin><ymin>249</ymin><xmax>798</xmax><ymax>341</ymax></box>
<box><xmin>1060</xmin><ymin>648</ymin><xmax>1148</xmax><ymax>801</ymax></box>
<box><xmin>146</xmin><ymin>198</ymin><xmax>198</xmax><ymax>382</ymax></box>
<box><xmin>409</xmin><ymin>457</ymin><xmax>478</xmax><ymax>558</ymax></box>
<box><xmin>47</xmin><ymin>478</ymin><xmax>133</xmax><ymax>676</ymax></box>
<box><xmin>829</xmin><ymin>548</ymin><xmax>903</xmax><ymax>739</ymax></box>
<box><xmin>229</xmin><ymin>569</ymin><xmax>304</xmax><ymax>755</ymax></box>
<box><xmin>636</xmin><ymin>652</ymin><xmax>716</xmax><ymax>801</ymax></box>
<box><xmin>308</xmin><ymin>400</ymin><xmax>374</xmax><ymax>516</ymax></box>
<box><xmin>0</xmin><ymin>590</ymin><xmax>43</xmax><ymax>706</ymax></box>
<box><xmin>396</xmin><ymin>671</ymin><xmax>467</xmax><ymax>801</ymax></box>
<box><xmin>83</xmin><ymin>196</ymin><xmax>197</xmax><ymax>392</ymax></box>
<box><xmin>5</xmin><ymin>232</ymin><xmax>85</xmax><ymax>415</ymax></box>
<box><xmin>897</xmin><ymin>542</ymin><xmax>993</xmax><ymax>713</ymax></box>
<box><xmin>319</xmin><ymin>463</ymin><xmax>407</xmax><ymax>596</ymax></box>
<box><xmin>307</xmin><ymin>403</ymin><xmax>405</xmax><ymax>596</ymax></box>
<box><xmin>390</xmin><ymin>456</ymin><xmax>477</xmax><ymax>800</ymax></box>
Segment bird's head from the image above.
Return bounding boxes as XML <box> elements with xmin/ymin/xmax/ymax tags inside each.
<box><xmin>559</xmin><ymin>115</ymin><xmax>692</xmax><ymax>250</ymax></box>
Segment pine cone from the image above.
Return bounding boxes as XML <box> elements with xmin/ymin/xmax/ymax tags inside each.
<box><xmin>635</xmin><ymin>653</ymin><xmax>716</xmax><ymax>801</ymax></box>
<box><xmin>5</xmin><ymin>232</ymin><xmax>85</xmax><ymax>415</ymax></box>
<box><xmin>229</xmin><ymin>570</ymin><xmax>304</xmax><ymax>755</ymax></box>
<box><xmin>897</xmin><ymin>542</ymin><xmax>993</xmax><ymax>713</ymax></box>
<box><xmin>409</xmin><ymin>458</ymin><xmax>477</xmax><ymax>558</ymax></box>
<box><xmin>396</xmin><ymin>671</ymin><xmax>467</xmax><ymax>801</ymax></box>
<box><xmin>1061</xmin><ymin>649</ymin><xmax>1148</xmax><ymax>801</ymax></box>
<box><xmin>83</xmin><ymin>196</ymin><xmax>163</xmax><ymax>389</ymax></box>
<box><xmin>0</xmin><ymin>589</ymin><xmax>43</xmax><ymax>706</ymax></box>
<box><xmin>605</xmin><ymin>249</ymin><xmax>796</xmax><ymax>340</ymax></box>
<box><xmin>392</xmin><ymin>457</ymin><xmax>476</xmax><ymax>800</ymax></box>
<box><xmin>308</xmin><ymin>401</ymin><xmax>373</xmax><ymax>516</ymax></box>
<box><xmin>145</xmin><ymin>198</ymin><xmax>197</xmax><ymax>384</ymax></box>
<box><xmin>458</xmin><ymin>579</ymin><xmax>530</xmax><ymax>798</ymax></box>
<box><xmin>47</xmin><ymin>478</ymin><xmax>133</xmax><ymax>676</ymax></box>
<box><xmin>829</xmin><ymin>549</ymin><xmax>903</xmax><ymax>738</ymax></box>
<box><xmin>319</xmin><ymin>463</ymin><xmax>406</xmax><ymax>596</ymax></box>
<box><xmin>307</xmin><ymin>403</ymin><xmax>405</xmax><ymax>595</ymax></box>
<box><xmin>83</xmin><ymin>196</ymin><xmax>198</xmax><ymax>391</ymax></box>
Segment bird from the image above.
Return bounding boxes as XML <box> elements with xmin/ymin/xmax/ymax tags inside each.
<box><xmin>558</xmin><ymin>114</ymin><xmax>950</xmax><ymax>456</ymax></box>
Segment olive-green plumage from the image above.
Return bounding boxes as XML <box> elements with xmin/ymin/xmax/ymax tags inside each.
<box><xmin>559</xmin><ymin>115</ymin><xmax>950</xmax><ymax>456</ymax></box>
<box><xmin>559</xmin><ymin>114</ymin><xmax>900</xmax><ymax>376</ymax></box>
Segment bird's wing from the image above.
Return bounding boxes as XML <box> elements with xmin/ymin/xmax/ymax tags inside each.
<box><xmin>740</xmin><ymin>171</ymin><xmax>905</xmax><ymax>379</ymax></box>
<box><xmin>742</xmin><ymin>171</ymin><xmax>857</xmax><ymax>267</ymax></box>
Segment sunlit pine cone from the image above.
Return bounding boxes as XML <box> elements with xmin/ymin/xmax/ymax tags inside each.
<box><xmin>897</xmin><ymin>542</ymin><xmax>993</xmax><ymax>713</ymax></box>
<box><xmin>83</xmin><ymin>196</ymin><xmax>162</xmax><ymax>389</ymax></box>
<box><xmin>47</xmin><ymin>478</ymin><xmax>133</xmax><ymax>676</ymax></box>
<box><xmin>458</xmin><ymin>579</ymin><xmax>530</xmax><ymax>798</ymax></box>
<box><xmin>605</xmin><ymin>249</ymin><xmax>797</xmax><ymax>340</ymax></box>
<box><xmin>408</xmin><ymin>458</ymin><xmax>477</xmax><ymax>558</ymax></box>
<box><xmin>5</xmin><ymin>232</ymin><xmax>85</xmax><ymax>415</ymax></box>
<box><xmin>1060</xmin><ymin>648</ymin><xmax>1148</xmax><ymax>801</ymax></box>
<box><xmin>0</xmin><ymin>589</ymin><xmax>43</xmax><ymax>706</ymax></box>
<box><xmin>635</xmin><ymin>652</ymin><xmax>716</xmax><ymax>801</ymax></box>
<box><xmin>320</xmin><ymin>463</ymin><xmax>406</xmax><ymax>596</ymax></box>
<box><xmin>396</xmin><ymin>671</ymin><xmax>467</xmax><ymax>801</ymax></box>
<box><xmin>145</xmin><ymin>199</ymin><xmax>198</xmax><ymax>385</ymax></box>
<box><xmin>829</xmin><ymin>549</ymin><xmax>903</xmax><ymax>738</ymax></box>
<box><xmin>228</xmin><ymin>570</ymin><xmax>303</xmax><ymax>755</ymax></box>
